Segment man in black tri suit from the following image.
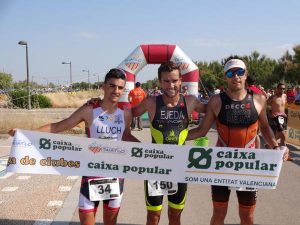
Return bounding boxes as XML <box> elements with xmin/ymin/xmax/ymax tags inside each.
<box><xmin>132</xmin><ymin>61</ymin><xmax>206</xmax><ymax>225</ymax></box>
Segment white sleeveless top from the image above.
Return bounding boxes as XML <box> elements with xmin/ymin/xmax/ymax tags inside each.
<box><xmin>88</xmin><ymin>106</ymin><xmax>125</xmax><ymax>140</ymax></box>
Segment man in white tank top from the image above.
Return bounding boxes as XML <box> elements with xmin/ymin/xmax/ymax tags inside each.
<box><xmin>10</xmin><ymin>68</ymin><xmax>139</xmax><ymax>225</ymax></box>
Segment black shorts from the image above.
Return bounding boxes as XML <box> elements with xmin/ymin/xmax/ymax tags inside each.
<box><xmin>144</xmin><ymin>181</ymin><xmax>187</xmax><ymax>211</ymax></box>
<box><xmin>211</xmin><ymin>185</ymin><xmax>257</xmax><ymax>206</ymax></box>
<box><xmin>270</xmin><ymin>115</ymin><xmax>287</xmax><ymax>133</ymax></box>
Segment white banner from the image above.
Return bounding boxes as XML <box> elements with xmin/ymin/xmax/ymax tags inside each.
<box><xmin>6</xmin><ymin>130</ymin><xmax>285</xmax><ymax>189</ymax></box>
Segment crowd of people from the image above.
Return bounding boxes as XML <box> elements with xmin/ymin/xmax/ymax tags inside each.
<box><xmin>9</xmin><ymin>58</ymin><xmax>293</xmax><ymax>225</ymax></box>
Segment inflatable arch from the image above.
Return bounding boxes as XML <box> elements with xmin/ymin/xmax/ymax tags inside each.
<box><xmin>117</xmin><ymin>44</ymin><xmax>199</xmax><ymax>108</ymax></box>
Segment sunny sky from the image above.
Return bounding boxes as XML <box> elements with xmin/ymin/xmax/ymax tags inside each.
<box><xmin>0</xmin><ymin>0</ymin><xmax>300</xmax><ymax>86</ymax></box>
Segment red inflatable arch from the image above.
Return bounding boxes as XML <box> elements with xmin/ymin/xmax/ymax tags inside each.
<box><xmin>117</xmin><ymin>44</ymin><xmax>199</xmax><ymax>109</ymax></box>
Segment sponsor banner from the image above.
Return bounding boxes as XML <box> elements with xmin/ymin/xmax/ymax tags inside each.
<box><xmin>288</xmin><ymin>108</ymin><xmax>300</xmax><ymax>129</ymax></box>
<box><xmin>7</xmin><ymin>130</ymin><xmax>285</xmax><ymax>189</ymax></box>
<box><xmin>287</xmin><ymin>126</ymin><xmax>300</xmax><ymax>146</ymax></box>
<box><xmin>170</xmin><ymin>46</ymin><xmax>198</xmax><ymax>74</ymax></box>
<box><xmin>117</xmin><ymin>46</ymin><xmax>147</xmax><ymax>75</ymax></box>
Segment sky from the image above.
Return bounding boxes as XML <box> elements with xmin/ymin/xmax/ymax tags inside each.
<box><xmin>0</xmin><ymin>0</ymin><xmax>300</xmax><ymax>86</ymax></box>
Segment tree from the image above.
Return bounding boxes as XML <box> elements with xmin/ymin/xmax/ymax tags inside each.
<box><xmin>242</xmin><ymin>51</ymin><xmax>278</xmax><ymax>88</ymax></box>
<box><xmin>0</xmin><ymin>72</ymin><xmax>13</xmax><ymax>90</ymax></box>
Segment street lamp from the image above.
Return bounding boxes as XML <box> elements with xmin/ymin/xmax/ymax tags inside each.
<box><xmin>93</xmin><ymin>73</ymin><xmax>100</xmax><ymax>89</ymax></box>
<box><xmin>18</xmin><ymin>40</ymin><xmax>31</xmax><ymax>110</ymax></box>
<box><xmin>82</xmin><ymin>69</ymin><xmax>90</xmax><ymax>90</ymax></box>
<box><xmin>62</xmin><ymin>61</ymin><xmax>72</xmax><ymax>87</ymax></box>
<box><xmin>43</xmin><ymin>77</ymin><xmax>49</xmax><ymax>90</ymax></box>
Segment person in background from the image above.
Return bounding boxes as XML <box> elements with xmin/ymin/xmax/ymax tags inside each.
<box><xmin>246</xmin><ymin>75</ymin><xmax>267</xmax><ymax>149</ymax></box>
<box><xmin>181</xmin><ymin>85</ymin><xmax>189</xmax><ymax>96</ymax></box>
<box><xmin>294</xmin><ymin>86</ymin><xmax>300</xmax><ymax>104</ymax></box>
<box><xmin>128</xmin><ymin>82</ymin><xmax>147</xmax><ymax>130</ymax></box>
<box><xmin>268</xmin><ymin>83</ymin><xmax>293</xmax><ymax>161</ymax></box>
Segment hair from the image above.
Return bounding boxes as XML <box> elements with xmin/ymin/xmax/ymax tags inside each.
<box><xmin>104</xmin><ymin>68</ymin><xmax>126</xmax><ymax>83</ymax></box>
<box><xmin>135</xmin><ymin>82</ymin><xmax>141</xmax><ymax>87</ymax></box>
<box><xmin>246</xmin><ymin>75</ymin><xmax>256</xmax><ymax>85</ymax></box>
<box><xmin>277</xmin><ymin>83</ymin><xmax>285</xmax><ymax>88</ymax></box>
<box><xmin>158</xmin><ymin>61</ymin><xmax>181</xmax><ymax>80</ymax></box>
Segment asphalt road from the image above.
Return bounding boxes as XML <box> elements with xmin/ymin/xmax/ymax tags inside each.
<box><xmin>0</xmin><ymin>128</ymin><xmax>299</xmax><ymax>225</ymax></box>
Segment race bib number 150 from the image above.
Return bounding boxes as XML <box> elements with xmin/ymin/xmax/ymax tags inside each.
<box><xmin>148</xmin><ymin>180</ymin><xmax>178</xmax><ymax>196</ymax></box>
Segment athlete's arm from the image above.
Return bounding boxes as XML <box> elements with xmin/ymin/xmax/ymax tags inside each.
<box><xmin>185</xmin><ymin>95</ymin><xmax>207</xmax><ymax>114</ymax></box>
<box><xmin>255</xmin><ymin>95</ymin><xmax>278</xmax><ymax>149</ymax></box>
<box><xmin>35</xmin><ymin>105</ymin><xmax>91</xmax><ymax>133</ymax></box>
<box><xmin>186</xmin><ymin>95</ymin><xmax>217</xmax><ymax>140</ymax></box>
<box><xmin>122</xmin><ymin>108</ymin><xmax>140</xmax><ymax>142</ymax></box>
<box><xmin>131</xmin><ymin>96</ymin><xmax>154</xmax><ymax>117</ymax></box>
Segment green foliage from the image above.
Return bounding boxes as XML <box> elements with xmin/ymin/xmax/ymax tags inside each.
<box><xmin>72</xmin><ymin>82</ymin><xmax>89</xmax><ymax>90</ymax></box>
<box><xmin>9</xmin><ymin>90</ymin><xmax>28</xmax><ymax>108</ymax></box>
<box><xmin>31</xmin><ymin>94</ymin><xmax>52</xmax><ymax>108</ymax></box>
<box><xmin>0</xmin><ymin>72</ymin><xmax>13</xmax><ymax>89</ymax></box>
<box><xmin>142</xmin><ymin>78</ymin><xmax>159</xmax><ymax>90</ymax></box>
<box><xmin>9</xmin><ymin>90</ymin><xmax>52</xmax><ymax>109</ymax></box>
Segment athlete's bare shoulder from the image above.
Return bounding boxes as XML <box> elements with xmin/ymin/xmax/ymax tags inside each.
<box><xmin>208</xmin><ymin>94</ymin><xmax>221</xmax><ymax>115</ymax></box>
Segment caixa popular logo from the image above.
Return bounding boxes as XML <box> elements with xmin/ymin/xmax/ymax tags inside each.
<box><xmin>187</xmin><ymin>148</ymin><xmax>213</xmax><ymax>169</ymax></box>
<box><xmin>12</xmin><ymin>139</ymin><xmax>34</xmax><ymax>148</ymax></box>
<box><xmin>131</xmin><ymin>147</ymin><xmax>174</xmax><ymax>159</ymax></box>
<box><xmin>39</xmin><ymin>138</ymin><xmax>82</xmax><ymax>151</ymax></box>
<box><xmin>39</xmin><ymin>138</ymin><xmax>51</xmax><ymax>149</ymax></box>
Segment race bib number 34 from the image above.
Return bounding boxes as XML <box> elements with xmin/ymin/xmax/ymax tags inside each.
<box><xmin>148</xmin><ymin>180</ymin><xmax>178</xmax><ymax>196</ymax></box>
<box><xmin>88</xmin><ymin>178</ymin><xmax>120</xmax><ymax>201</ymax></box>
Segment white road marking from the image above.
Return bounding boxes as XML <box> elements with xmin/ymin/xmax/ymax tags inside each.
<box><xmin>16</xmin><ymin>175</ymin><xmax>31</xmax><ymax>180</ymax></box>
<box><xmin>0</xmin><ymin>172</ymin><xmax>13</xmax><ymax>179</ymax></box>
<box><xmin>66</xmin><ymin>176</ymin><xmax>79</xmax><ymax>180</ymax></box>
<box><xmin>58</xmin><ymin>185</ymin><xmax>72</xmax><ymax>192</ymax></box>
<box><xmin>33</xmin><ymin>219</ymin><xmax>53</xmax><ymax>225</ymax></box>
<box><xmin>47</xmin><ymin>200</ymin><xmax>63</xmax><ymax>207</ymax></box>
<box><xmin>1</xmin><ymin>186</ymin><xmax>19</xmax><ymax>192</ymax></box>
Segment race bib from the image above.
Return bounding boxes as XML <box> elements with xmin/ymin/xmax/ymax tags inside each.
<box><xmin>278</xmin><ymin>116</ymin><xmax>285</xmax><ymax>125</ymax></box>
<box><xmin>228</xmin><ymin>186</ymin><xmax>257</xmax><ymax>192</ymax></box>
<box><xmin>147</xmin><ymin>180</ymin><xmax>178</xmax><ymax>196</ymax></box>
<box><xmin>88</xmin><ymin>178</ymin><xmax>120</xmax><ymax>201</ymax></box>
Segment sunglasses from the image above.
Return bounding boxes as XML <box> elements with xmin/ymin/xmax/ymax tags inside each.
<box><xmin>225</xmin><ymin>68</ymin><xmax>246</xmax><ymax>78</ymax></box>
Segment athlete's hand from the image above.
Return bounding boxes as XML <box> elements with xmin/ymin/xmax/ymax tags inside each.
<box><xmin>85</xmin><ymin>97</ymin><xmax>102</xmax><ymax>107</ymax></box>
<box><xmin>281</xmin><ymin>146</ymin><xmax>289</xmax><ymax>161</ymax></box>
<box><xmin>8</xmin><ymin>128</ymin><xmax>17</xmax><ymax>136</ymax></box>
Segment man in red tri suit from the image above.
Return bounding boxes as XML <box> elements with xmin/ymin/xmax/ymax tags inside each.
<box><xmin>187</xmin><ymin>57</ymin><xmax>288</xmax><ymax>225</ymax></box>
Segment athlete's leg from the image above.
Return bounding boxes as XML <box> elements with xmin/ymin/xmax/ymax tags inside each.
<box><xmin>147</xmin><ymin>210</ymin><xmax>162</xmax><ymax>225</ymax></box>
<box><xmin>79</xmin><ymin>211</ymin><xmax>96</xmax><ymax>225</ymax></box>
<box><xmin>78</xmin><ymin>178</ymin><xmax>99</xmax><ymax>225</ymax></box>
<box><xmin>167</xmin><ymin>183</ymin><xmax>187</xmax><ymax>225</ymax></box>
<box><xmin>210</xmin><ymin>186</ymin><xmax>230</xmax><ymax>225</ymax></box>
<box><xmin>145</xmin><ymin>180</ymin><xmax>163</xmax><ymax>225</ymax></box>
<box><xmin>103</xmin><ymin>207</ymin><xmax>120</xmax><ymax>225</ymax></box>
<box><xmin>137</xmin><ymin>116</ymin><xmax>143</xmax><ymax>130</ymax></box>
<box><xmin>168</xmin><ymin>207</ymin><xmax>183</xmax><ymax>225</ymax></box>
<box><xmin>102</xmin><ymin>180</ymin><xmax>124</xmax><ymax>225</ymax></box>
<box><xmin>239</xmin><ymin>205</ymin><xmax>255</xmax><ymax>225</ymax></box>
<box><xmin>237</xmin><ymin>190</ymin><xmax>257</xmax><ymax>225</ymax></box>
<box><xmin>210</xmin><ymin>202</ymin><xmax>228</xmax><ymax>225</ymax></box>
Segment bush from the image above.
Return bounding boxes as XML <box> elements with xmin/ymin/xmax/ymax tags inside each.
<box><xmin>9</xmin><ymin>90</ymin><xmax>52</xmax><ymax>109</ymax></box>
<box><xmin>31</xmin><ymin>94</ymin><xmax>52</xmax><ymax>108</ymax></box>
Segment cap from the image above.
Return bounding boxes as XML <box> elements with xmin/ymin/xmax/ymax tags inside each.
<box><xmin>224</xmin><ymin>59</ymin><xmax>246</xmax><ymax>72</ymax></box>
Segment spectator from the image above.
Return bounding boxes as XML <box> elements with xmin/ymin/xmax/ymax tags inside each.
<box><xmin>128</xmin><ymin>82</ymin><xmax>147</xmax><ymax>130</ymax></box>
